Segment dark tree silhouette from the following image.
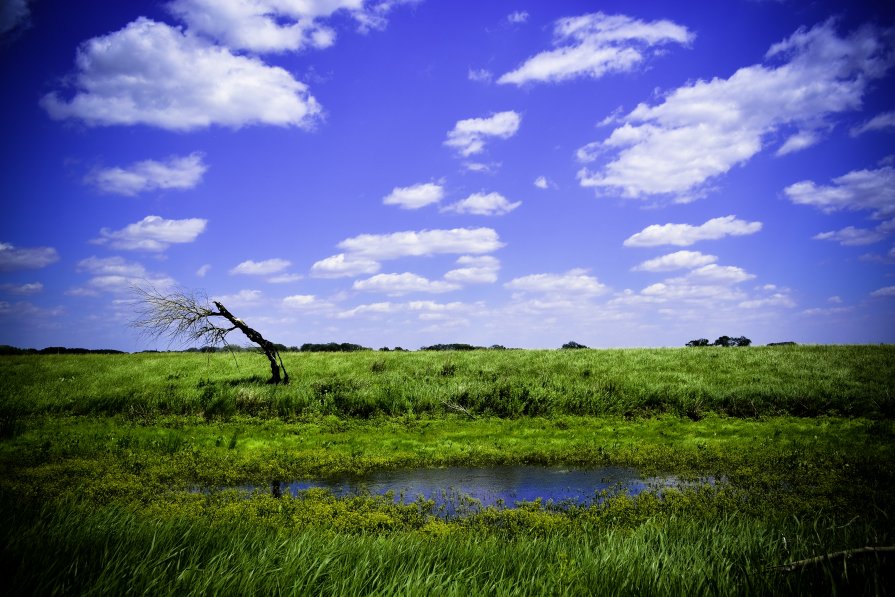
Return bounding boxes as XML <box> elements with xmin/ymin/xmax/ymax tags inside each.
<box><xmin>132</xmin><ymin>286</ymin><xmax>289</xmax><ymax>384</ymax></box>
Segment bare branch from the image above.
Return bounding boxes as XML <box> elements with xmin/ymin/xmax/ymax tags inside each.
<box><xmin>131</xmin><ymin>283</ymin><xmax>289</xmax><ymax>384</ymax></box>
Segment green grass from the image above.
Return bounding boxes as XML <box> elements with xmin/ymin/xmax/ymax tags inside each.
<box><xmin>1</xmin><ymin>347</ymin><xmax>893</xmax><ymax>594</ymax></box>
<box><xmin>2</xmin><ymin>344</ymin><xmax>893</xmax><ymax>421</ymax></box>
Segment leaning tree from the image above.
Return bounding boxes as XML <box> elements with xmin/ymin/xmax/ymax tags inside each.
<box><xmin>131</xmin><ymin>285</ymin><xmax>289</xmax><ymax>384</ymax></box>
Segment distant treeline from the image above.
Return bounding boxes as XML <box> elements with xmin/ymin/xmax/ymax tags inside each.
<box><xmin>0</xmin><ymin>345</ymin><xmax>126</xmax><ymax>355</ymax></box>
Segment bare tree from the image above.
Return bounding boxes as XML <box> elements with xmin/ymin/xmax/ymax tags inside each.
<box><xmin>131</xmin><ymin>285</ymin><xmax>289</xmax><ymax>384</ymax></box>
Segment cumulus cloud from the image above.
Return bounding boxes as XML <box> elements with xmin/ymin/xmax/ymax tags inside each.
<box><xmin>383</xmin><ymin>182</ymin><xmax>445</xmax><ymax>209</ymax></box>
<box><xmin>534</xmin><ymin>176</ymin><xmax>549</xmax><ymax>189</ymax></box>
<box><xmin>92</xmin><ymin>215</ymin><xmax>208</xmax><ymax>251</ymax></box>
<box><xmin>267</xmin><ymin>273</ymin><xmax>303</xmax><ymax>283</ymax></box>
<box><xmin>336</xmin><ymin>299</ymin><xmax>471</xmax><ymax>319</ymax></box>
<box><xmin>578</xmin><ymin>20</ymin><xmax>893</xmax><ymax>200</ymax></box>
<box><xmin>507</xmin><ymin>11</ymin><xmax>528</xmax><ymax>24</ymax></box>
<box><xmin>212</xmin><ymin>289</ymin><xmax>264</xmax><ymax>307</ymax></box>
<box><xmin>282</xmin><ymin>294</ymin><xmax>318</xmax><ymax>308</ymax></box>
<box><xmin>196</xmin><ymin>264</ymin><xmax>211</xmax><ymax>277</ymax></box>
<box><xmin>445</xmin><ymin>111</ymin><xmax>521</xmax><ymax>157</ymax></box>
<box><xmin>851</xmin><ymin>110</ymin><xmax>895</xmax><ymax>136</ymax></box>
<box><xmin>871</xmin><ymin>285</ymin><xmax>895</xmax><ymax>297</ymax></box>
<box><xmin>444</xmin><ymin>255</ymin><xmax>500</xmax><ymax>284</ymax></box>
<box><xmin>813</xmin><ymin>226</ymin><xmax>886</xmax><ymax>246</ymax></box>
<box><xmin>442</xmin><ymin>192</ymin><xmax>521</xmax><ymax>216</ymax></box>
<box><xmin>739</xmin><ymin>293</ymin><xmax>796</xmax><ymax>309</ymax></box>
<box><xmin>775</xmin><ymin>130</ymin><xmax>821</xmax><ymax>156</ymax></box>
<box><xmin>353</xmin><ymin>272</ymin><xmax>460</xmax><ymax>295</ymax></box>
<box><xmin>167</xmin><ymin>0</ymin><xmax>353</xmax><ymax>53</ymax></box>
<box><xmin>0</xmin><ymin>242</ymin><xmax>59</xmax><ymax>271</ymax></box>
<box><xmin>623</xmin><ymin>216</ymin><xmax>762</xmax><ymax>247</ymax></box>
<box><xmin>310</xmin><ymin>253</ymin><xmax>381</xmax><ymax>278</ymax></box>
<box><xmin>468</xmin><ymin>68</ymin><xmax>493</xmax><ymax>83</ymax></box>
<box><xmin>337</xmin><ymin>227</ymin><xmax>504</xmax><ymax>260</ymax></box>
<box><xmin>498</xmin><ymin>12</ymin><xmax>692</xmax><ymax>86</ymax></box>
<box><xmin>0</xmin><ymin>282</ymin><xmax>43</xmax><ymax>295</ymax></box>
<box><xmin>229</xmin><ymin>258</ymin><xmax>291</xmax><ymax>275</ymax></box>
<box><xmin>632</xmin><ymin>250</ymin><xmax>718</xmax><ymax>272</ymax></box>
<box><xmin>86</xmin><ymin>153</ymin><xmax>207</xmax><ymax>196</ymax></box>
<box><xmin>784</xmin><ymin>166</ymin><xmax>895</xmax><ymax>220</ymax></box>
<box><xmin>73</xmin><ymin>256</ymin><xmax>175</xmax><ymax>294</ymax></box>
<box><xmin>0</xmin><ymin>0</ymin><xmax>30</xmax><ymax>39</ymax></box>
<box><xmin>505</xmin><ymin>269</ymin><xmax>608</xmax><ymax>296</ymax></box>
<box><xmin>41</xmin><ymin>18</ymin><xmax>322</xmax><ymax>130</ymax></box>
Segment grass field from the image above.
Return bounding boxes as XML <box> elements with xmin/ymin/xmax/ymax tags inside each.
<box><xmin>2</xmin><ymin>346</ymin><xmax>894</xmax><ymax>594</ymax></box>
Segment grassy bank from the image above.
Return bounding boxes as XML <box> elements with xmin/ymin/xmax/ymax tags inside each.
<box><xmin>2</xmin><ymin>344</ymin><xmax>893</xmax><ymax>422</ymax></box>
<box><xmin>2</xmin><ymin>347</ymin><xmax>893</xmax><ymax>594</ymax></box>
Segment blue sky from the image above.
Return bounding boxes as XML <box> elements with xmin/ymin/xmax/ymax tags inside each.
<box><xmin>1</xmin><ymin>0</ymin><xmax>893</xmax><ymax>350</ymax></box>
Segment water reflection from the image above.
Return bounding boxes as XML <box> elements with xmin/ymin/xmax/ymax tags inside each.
<box><xmin>266</xmin><ymin>465</ymin><xmax>709</xmax><ymax>517</ymax></box>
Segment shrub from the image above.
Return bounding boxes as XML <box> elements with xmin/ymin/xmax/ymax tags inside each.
<box><xmin>561</xmin><ymin>341</ymin><xmax>588</xmax><ymax>350</ymax></box>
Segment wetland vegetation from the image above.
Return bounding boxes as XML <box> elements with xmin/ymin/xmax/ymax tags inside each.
<box><xmin>1</xmin><ymin>345</ymin><xmax>893</xmax><ymax>594</ymax></box>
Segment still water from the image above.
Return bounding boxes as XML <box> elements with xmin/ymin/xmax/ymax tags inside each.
<box><xmin>259</xmin><ymin>465</ymin><xmax>708</xmax><ymax>516</ymax></box>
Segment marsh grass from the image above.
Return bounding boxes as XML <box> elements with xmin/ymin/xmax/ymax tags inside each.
<box><xmin>2</xmin><ymin>497</ymin><xmax>890</xmax><ymax>596</ymax></box>
<box><xmin>1</xmin><ymin>345</ymin><xmax>893</xmax><ymax>421</ymax></box>
<box><xmin>1</xmin><ymin>347</ymin><xmax>893</xmax><ymax>594</ymax></box>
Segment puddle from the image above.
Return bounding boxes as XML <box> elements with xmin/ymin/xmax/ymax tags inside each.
<box><xmin>243</xmin><ymin>465</ymin><xmax>713</xmax><ymax>517</ymax></box>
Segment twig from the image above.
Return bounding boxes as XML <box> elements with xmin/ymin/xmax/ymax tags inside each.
<box><xmin>441</xmin><ymin>400</ymin><xmax>476</xmax><ymax>419</ymax></box>
<box><xmin>771</xmin><ymin>546</ymin><xmax>895</xmax><ymax>573</ymax></box>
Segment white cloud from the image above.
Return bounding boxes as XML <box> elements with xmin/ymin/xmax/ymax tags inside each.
<box><xmin>337</xmin><ymin>227</ymin><xmax>504</xmax><ymax>260</ymax></box>
<box><xmin>632</xmin><ymin>250</ymin><xmax>717</xmax><ymax>272</ymax></box>
<box><xmin>738</xmin><ymin>293</ymin><xmax>796</xmax><ymax>309</ymax></box>
<box><xmin>813</xmin><ymin>226</ymin><xmax>886</xmax><ymax>246</ymax></box>
<box><xmin>505</xmin><ymin>268</ymin><xmax>608</xmax><ymax>296</ymax></box>
<box><xmin>213</xmin><ymin>289</ymin><xmax>264</xmax><ymax>307</ymax></box>
<box><xmin>92</xmin><ymin>215</ymin><xmax>208</xmax><ymax>251</ymax></box>
<box><xmin>0</xmin><ymin>282</ymin><xmax>42</xmax><ymax>295</ymax></box>
<box><xmin>801</xmin><ymin>306</ymin><xmax>853</xmax><ymax>316</ymax></box>
<box><xmin>0</xmin><ymin>0</ymin><xmax>29</xmax><ymax>38</ymax></box>
<box><xmin>624</xmin><ymin>215</ymin><xmax>762</xmax><ymax>247</ymax></box>
<box><xmin>167</xmin><ymin>0</ymin><xmax>360</xmax><ymax>53</ymax></box>
<box><xmin>383</xmin><ymin>182</ymin><xmax>445</xmax><ymax>209</ymax></box>
<box><xmin>534</xmin><ymin>176</ymin><xmax>548</xmax><ymax>189</ymax></box>
<box><xmin>498</xmin><ymin>12</ymin><xmax>692</xmax><ymax>86</ymax></box>
<box><xmin>462</xmin><ymin>161</ymin><xmax>501</xmax><ymax>174</ymax></box>
<box><xmin>775</xmin><ymin>130</ymin><xmax>820</xmax><ymax>156</ymax></box>
<box><xmin>578</xmin><ymin>20</ymin><xmax>893</xmax><ymax>200</ymax></box>
<box><xmin>267</xmin><ymin>273</ymin><xmax>303</xmax><ymax>283</ymax></box>
<box><xmin>196</xmin><ymin>264</ymin><xmax>211</xmax><ymax>277</ymax></box>
<box><xmin>73</xmin><ymin>256</ymin><xmax>175</xmax><ymax>294</ymax></box>
<box><xmin>444</xmin><ymin>255</ymin><xmax>500</xmax><ymax>284</ymax></box>
<box><xmin>41</xmin><ymin>18</ymin><xmax>322</xmax><ymax>130</ymax></box>
<box><xmin>828</xmin><ymin>295</ymin><xmax>843</xmax><ymax>304</ymax></box>
<box><xmin>468</xmin><ymin>68</ymin><xmax>493</xmax><ymax>83</ymax></box>
<box><xmin>229</xmin><ymin>258</ymin><xmax>291</xmax><ymax>275</ymax></box>
<box><xmin>335</xmin><ymin>301</ymin><xmax>396</xmax><ymax>318</ymax></box>
<box><xmin>851</xmin><ymin>110</ymin><xmax>895</xmax><ymax>136</ymax></box>
<box><xmin>353</xmin><ymin>272</ymin><xmax>460</xmax><ymax>295</ymax></box>
<box><xmin>871</xmin><ymin>285</ymin><xmax>895</xmax><ymax>297</ymax></box>
<box><xmin>86</xmin><ymin>153</ymin><xmax>207</xmax><ymax>196</ymax></box>
<box><xmin>784</xmin><ymin>166</ymin><xmax>895</xmax><ymax>220</ymax></box>
<box><xmin>310</xmin><ymin>253</ymin><xmax>381</xmax><ymax>278</ymax></box>
<box><xmin>678</xmin><ymin>264</ymin><xmax>755</xmax><ymax>284</ymax></box>
<box><xmin>282</xmin><ymin>294</ymin><xmax>318</xmax><ymax>308</ymax></box>
<box><xmin>0</xmin><ymin>242</ymin><xmax>59</xmax><ymax>271</ymax></box>
<box><xmin>442</xmin><ymin>192</ymin><xmax>521</xmax><ymax>216</ymax></box>
<box><xmin>507</xmin><ymin>11</ymin><xmax>528</xmax><ymax>24</ymax></box>
<box><xmin>445</xmin><ymin>111</ymin><xmax>521</xmax><ymax>157</ymax></box>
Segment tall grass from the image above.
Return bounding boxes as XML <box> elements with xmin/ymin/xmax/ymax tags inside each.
<box><xmin>1</xmin><ymin>345</ymin><xmax>893</xmax><ymax>421</ymax></box>
<box><xmin>4</xmin><ymin>498</ymin><xmax>888</xmax><ymax>596</ymax></box>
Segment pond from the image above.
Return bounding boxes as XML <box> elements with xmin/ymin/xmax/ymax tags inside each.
<box><xmin>255</xmin><ymin>465</ymin><xmax>712</xmax><ymax>517</ymax></box>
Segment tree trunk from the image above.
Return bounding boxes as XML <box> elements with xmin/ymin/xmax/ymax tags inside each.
<box><xmin>212</xmin><ymin>301</ymin><xmax>289</xmax><ymax>384</ymax></box>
